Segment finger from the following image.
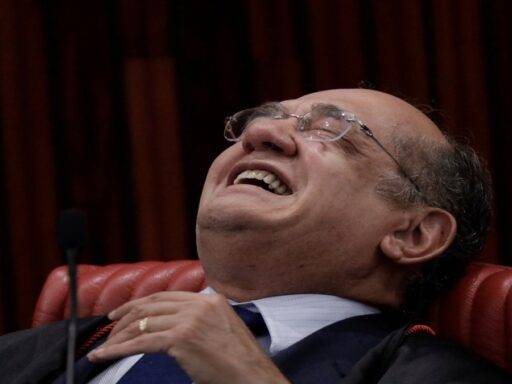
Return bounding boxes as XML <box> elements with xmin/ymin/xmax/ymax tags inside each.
<box><xmin>88</xmin><ymin>331</ymin><xmax>174</xmax><ymax>362</ymax></box>
<box><xmin>109</xmin><ymin>301</ymin><xmax>187</xmax><ymax>337</ymax></box>
<box><xmin>104</xmin><ymin>314</ymin><xmax>184</xmax><ymax>347</ymax></box>
<box><xmin>109</xmin><ymin>291</ymin><xmax>204</xmax><ymax>320</ymax></box>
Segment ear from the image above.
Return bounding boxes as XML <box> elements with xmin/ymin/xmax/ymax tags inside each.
<box><xmin>379</xmin><ymin>208</ymin><xmax>457</xmax><ymax>265</ymax></box>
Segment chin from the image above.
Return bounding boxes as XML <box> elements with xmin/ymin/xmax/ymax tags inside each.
<box><xmin>197</xmin><ymin>200</ymin><xmax>296</xmax><ymax>233</ymax></box>
<box><xmin>197</xmin><ymin>212</ymin><xmax>253</xmax><ymax>232</ymax></box>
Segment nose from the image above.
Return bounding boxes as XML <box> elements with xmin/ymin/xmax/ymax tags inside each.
<box><xmin>241</xmin><ymin>118</ymin><xmax>298</xmax><ymax>156</ymax></box>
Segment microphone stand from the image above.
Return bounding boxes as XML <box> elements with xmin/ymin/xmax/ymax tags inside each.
<box><xmin>58</xmin><ymin>209</ymin><xmax>86</xmax><ymax>384</ymax></box>
<box><xmin>66</xmin><ymin>248</ymin><xmax>78</xmax><ymax>384</ymax></box>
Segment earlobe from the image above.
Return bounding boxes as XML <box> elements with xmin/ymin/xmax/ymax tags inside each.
<box><xmin>380</xmin><ymin>208</ymin><xmax>457</xmax><ymax>265</ymax></box>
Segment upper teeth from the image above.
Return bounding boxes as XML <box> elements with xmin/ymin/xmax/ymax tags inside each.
<box><xmin>233</xmin><ymin>169</ymin><xmax>291</xmax><ymax>195</ymax></box>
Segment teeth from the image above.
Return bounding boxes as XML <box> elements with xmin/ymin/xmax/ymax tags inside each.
<box><xmin>255</xmin><ymin>171</ymin><xmax>265</xmax><ymax>180</ymax></box>
<box><xmin>233</xmin><ymin>169</ymin><xmax>291</xmax><ymax>195</ymax></box>
<box><xmin>270</xmin><ymin>180</ymin><xmax>280</xmax><ymax>189</ymax></box>
<box><xmin>263</xmin><ymin>174</ymin><xmax>276</xmax><ymax>183</ymax></box>
<box><xmin>276</xmin><ymin>185</ymin><xmax>286</xmax><ymax>194</ymax></box>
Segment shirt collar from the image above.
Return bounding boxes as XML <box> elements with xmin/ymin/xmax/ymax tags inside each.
<box><xmin>201</xmin><ymin>287</ymin><xmax>379</xmax><ymax>355</ymax></box>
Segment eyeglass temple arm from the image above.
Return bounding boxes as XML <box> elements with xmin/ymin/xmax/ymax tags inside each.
<box><xmin>358</xmin><ymin>124</ymin><xmax>423</xmax><ymax>195</ymax></box>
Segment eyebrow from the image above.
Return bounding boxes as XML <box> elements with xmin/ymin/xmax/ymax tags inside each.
<box><xmin>256</xmin><ymin>101</ymin><xmax>286</xmax><ymax>113</ymax></box>
<box><xmin>310</xmin><ymin>102</ymin><xmax>343</xmax><ymax>112</ymax></box>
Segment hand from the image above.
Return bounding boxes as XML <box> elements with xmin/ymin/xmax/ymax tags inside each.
<box><xmin>87</xmin><ymin>291</ymin><xmax>290</xmax><ymax>384</ymax></box>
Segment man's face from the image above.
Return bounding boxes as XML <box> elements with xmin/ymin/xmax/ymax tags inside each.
<box><xmin>196</xmin><ymin>90</ymin><xmax>417</xmax><ymax>295</ymax></box>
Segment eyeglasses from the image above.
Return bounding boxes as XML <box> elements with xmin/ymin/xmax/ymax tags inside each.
<box><xmin>224</xmin><ymin>102</ymin><xmax>422</xmax><ymax>195</ymax></box>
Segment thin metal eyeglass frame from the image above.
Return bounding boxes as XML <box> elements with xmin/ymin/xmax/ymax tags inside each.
<box><xmin>224</xmin><ymin>107</ymin><xmax>423</xmax><ymax>196</ymax></box>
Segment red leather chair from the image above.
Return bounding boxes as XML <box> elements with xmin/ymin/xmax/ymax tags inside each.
<box><xmin>33</xmin><ymin>260</ymin><xmax>512</xmax><ymax>373</ymax></box>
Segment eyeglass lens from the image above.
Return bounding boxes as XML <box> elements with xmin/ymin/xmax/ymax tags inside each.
<box><xmin>225</xmin><ymin>104</ymin><xmax>352</xmax><ymax>142</ymax></box>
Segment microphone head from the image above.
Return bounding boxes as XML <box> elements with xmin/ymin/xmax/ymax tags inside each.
<box><xmin>57</xmin><ymin>210</ymin><xmax>87</xmax><ymax>250</ymax></box>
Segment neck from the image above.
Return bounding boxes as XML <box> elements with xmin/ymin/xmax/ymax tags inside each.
<box><xmin>196</xmin><ymin>231</ymin><xmax>403</xmax><ymax>308</ymax></box>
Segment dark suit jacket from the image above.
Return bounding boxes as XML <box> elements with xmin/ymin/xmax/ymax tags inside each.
<box><xmin>0</xmin><ymin>313</ymin><xmax>509</xmax><ymax>384</ymax></box>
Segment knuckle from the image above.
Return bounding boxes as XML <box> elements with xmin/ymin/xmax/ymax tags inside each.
<box><xmin>196</xmin><ymin>300</ymin><xmax>212</xmax><ymax>313</ymax></box>
<box><xmin>128</xmin><ymin>321</ymin><xmax>141</xmax><ymax>335</ymax></box>
<box><xmin>148</xmin><ymin>292</ymin><xmax>162</xmax><ymax>302</ymax></box>
<box><xmin>205</xmin><ymin>293</ymin><xmax>227</xmax><ymax>307</ymax></box>
<box><xmin>130</xmin><ymin>305</ymin><xmax>146</xmax><ymax>318</ymax></box>
<box><xmin>190</xmin><ymin>294</ymin><xmax>228</xmax><ymax>319</ymax></box>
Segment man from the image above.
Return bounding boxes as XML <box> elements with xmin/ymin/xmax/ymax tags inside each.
<box><xmin>0</xmin><ymin>89</ymin><xmax>508</xmax><ymax>383</ymax></box>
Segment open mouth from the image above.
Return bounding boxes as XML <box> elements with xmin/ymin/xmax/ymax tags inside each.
<box><xmin>233</xmin><ymin>169</ymin><xmax>292</xmax><ymax>195</ymax></box>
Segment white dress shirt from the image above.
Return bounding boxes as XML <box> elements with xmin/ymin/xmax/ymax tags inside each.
<box><xmin>88</xmin><ymin>288</ymin><xmax>379</xmax><ymax>383</ymax></box>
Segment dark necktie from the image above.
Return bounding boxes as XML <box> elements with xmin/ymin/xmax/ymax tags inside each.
<box><xmin>115</xmin><ymin>305</ymin><xmax>267</xmax><ymax>383</ymax></box>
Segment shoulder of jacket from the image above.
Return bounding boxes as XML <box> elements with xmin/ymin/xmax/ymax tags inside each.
<box><xmin>343</xmin><ymin>323</ymin><xmax>510</xmax><ymax>383</ymax></box>
<box><xmin>383</xmin><ymin>330</ymin><xmax>511</xmax><ymax>383</ymax></box>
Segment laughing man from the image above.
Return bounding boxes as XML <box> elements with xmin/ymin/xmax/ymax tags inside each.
<box><xmin>1</xmin><ymin>89</ymin><xmax>509</xmax><ymax>383</ymax></box>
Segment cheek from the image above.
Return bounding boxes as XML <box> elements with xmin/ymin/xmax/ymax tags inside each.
<box><xmin>201</xmin><ymin>145</ymin><xmax>241</xmax><ymax>190</ymax></box>
<box><xmin>300</xmin><ymin>164</ymin><xmax>382</xmax><ymax>240</ymax></box>
<box><xmin>210</xmin><ymin>145</ymin><xmax>240</xmax><ymax>177</ymax></box>
<box><xmin>305</xmin><ymin>145</ymin><xmax>373</xmax><ymax>188</ymax></box>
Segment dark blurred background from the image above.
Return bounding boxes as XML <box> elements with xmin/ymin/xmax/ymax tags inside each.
<box><xmin>0</xmin><ymin>0</ymin><xmax>511</xmax><ymax>333</ymax></box>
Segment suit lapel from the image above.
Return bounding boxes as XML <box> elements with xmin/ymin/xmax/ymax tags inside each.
<box><xmin>0</xmin><ymin>316</ymin><xmax>109</xmax><ymax>384</ymax></box>
<box><xmin>0</xmin><ymin>312</ymin><xmax>401</xmax><ymax>384</ymax></box>
<box><xmin>272</xmin><ymin>313</ymin><xmax>404</xmax><ymax>384</ymax></box>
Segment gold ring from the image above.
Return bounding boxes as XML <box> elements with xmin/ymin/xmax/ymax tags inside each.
<box><xmin>138</xmin><ymin>317</ymin><xmax>150</xmax><ymax>333</ymax></box>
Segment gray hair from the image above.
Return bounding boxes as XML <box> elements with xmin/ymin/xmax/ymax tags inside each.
<box><xmin>375</xmin><ymin>135</ymin><xmax>493</xmax><ymax>315</ymax></box>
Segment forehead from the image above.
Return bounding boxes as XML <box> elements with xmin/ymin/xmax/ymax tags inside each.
<box><xmin>281</xmin><ymin>95</ymin><xmax>355</xmax><ymax>115</ymax></box>
<box><xmin>280</xmin><ymin>89</ymin><xmax>446</xmax><ymax>145</ymax></box>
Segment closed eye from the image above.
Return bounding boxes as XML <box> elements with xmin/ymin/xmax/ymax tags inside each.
<box><xmin>335</xmin><ymin>138</ymin><xmax>363</xmax><ymax>157</ymax></box>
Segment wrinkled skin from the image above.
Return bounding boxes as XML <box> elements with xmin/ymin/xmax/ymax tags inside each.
<box><xmin>88</xmin><ymin>89</ymin><xmax>455</xmax><ymax>383</ymax></box>
<box><xmin>89</xmin><ymin>292</ymin><xmax>289</xmax><ymax>384</ymax></box>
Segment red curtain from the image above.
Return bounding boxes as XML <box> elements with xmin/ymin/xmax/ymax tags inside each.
<box><xmin>0</xmin><ymin>0</ymin><xmax>511</xmax><ymax>333</ymax></box>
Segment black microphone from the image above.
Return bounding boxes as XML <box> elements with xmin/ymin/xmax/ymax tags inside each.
<box><xmin>57</xmin><ymin>210</ymin><xmax>87</xmax><ymax>384</ymax></box>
